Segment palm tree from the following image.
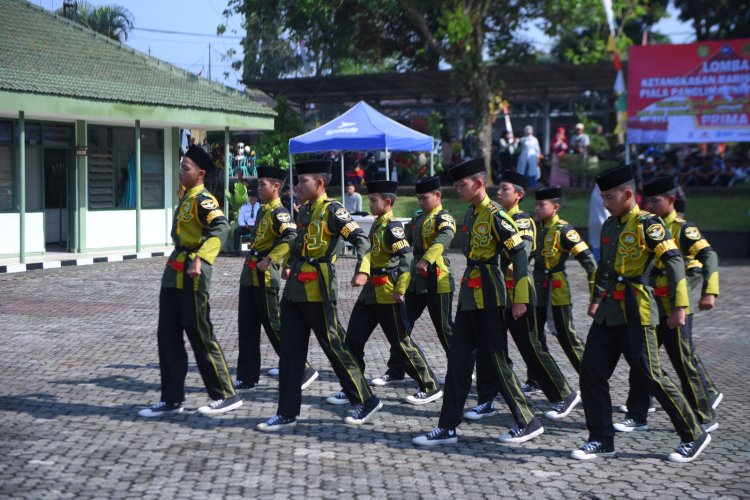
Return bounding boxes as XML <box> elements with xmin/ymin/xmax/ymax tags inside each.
<box><xmin>57</xmin><ymin>1</ymin><xmax>135</xmax><ymax>43</ymax></box>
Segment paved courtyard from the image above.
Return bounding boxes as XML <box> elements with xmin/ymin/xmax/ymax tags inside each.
<box><xmin>1</xmin><ymin>252</ymin><xmax>749</xmax><ymax>498</ymax></box>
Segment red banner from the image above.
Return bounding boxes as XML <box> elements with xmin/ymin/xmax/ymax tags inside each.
<box><xmin>627</xmin><ymin>39</ymin><xmax>750</xmax><ymax>144</ymax></box>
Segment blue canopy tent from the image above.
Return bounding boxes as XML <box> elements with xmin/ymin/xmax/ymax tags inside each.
<box><xmin>288</xmin><ymin>100</ymin><xmax>435</xmax><ymax>208</ymax></box>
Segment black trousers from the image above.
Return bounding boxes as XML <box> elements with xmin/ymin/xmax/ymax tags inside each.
<box><xmin>346</xmin><ymin>301</ymin><xmax>439</xmax><ymax>392</ymax></box>
<box><xmin>476</xmin><ymin>307</ymin><xmax>572</xmax><ymax>404</ymax></box>
<box><xmin>236</xmin><ymin>285</ymin><xmax>312</xmax><ymax>385</ymax></box>
<box><xmin>438</xmin><ymin>307</ymin><xmax>535</xmax><ymax>429</ymax></box>
<box><xmin>580</xmin><ymin>321</ymin><xmax>703</xmax><ymax>446</ymax></box>
<box><xmin>157</xmin><ymin>287</ymin><xmax>236</xmax><ymax>403</ymax></box>
<box><xmin>535</xmin><ymin>304</ymin><xmax>585</xmax><ymax>373</ymax></box>
<box><xmin>624</xmin><ymin>315</ymin><xmax>714</xmax><ymax>424</ymax></box>
<box><xmin>385</xmin><ymin>291</ymin><xmax>453</xmax><ymax>379</ymax></box>
<box><xmin>277</xmin><ymin>299</ymin><xmax>373</xmax><ymax>418</ymax></box>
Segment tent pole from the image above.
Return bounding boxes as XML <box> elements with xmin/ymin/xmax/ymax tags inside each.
<box><xmin>288</xmin><ymin>152</ymin><xmax>294</xmax><ymax>221</ymax></box>
<box><xmin>340</xmin><ymin>154</ymin><xmax>345</xmax><ymax>206</ymax></box>
<box><xmin>385</xmin><ymin>146</ymin><xmax>390</xmax><ymax>181</ymax></box>
<box><xmin>625</xmin><ymin>141</ymin><xmax>630</xmax><ymax>165</ymax></box>
<box><xmin>430</xmin><ymin>141</ymin><xmax>434</xmax><ymax>176</ymax></box>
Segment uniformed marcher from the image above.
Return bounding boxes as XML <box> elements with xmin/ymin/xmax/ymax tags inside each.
<box><xmin>614</xmin><ymin>174</ymin><xmax>720</xmax><ymax>433</ymax></box>
<box><xmin>233</xmin><ymin>166</ymin><xmax>319</xmax><ymax>392</ymax></box>
<box><xmin>533</xmin><ymin>186</ymin><xmax>597</xmax><ymax>373</ymax></box>
<box><xmin>413</xmin><ymin>158</ymin><xmax>544</xmax><ymax>445</ymax></box>
<box><xmin>572</xmin><ymin>165</ymin><xmax>711</xmax><ymax>462</ymax></box>
<box><xmin>468</xmin><ymin>171</ymin><xmax>580</xmax><ymax>422</ymax></box>
<box><xmin>257</xmin><ymin>160</ymin><xmax>382</xmax><ymax>432</ymax></box>
<box><xmin>331</xmin><ymin>179</ymin><xmax>442</xmax><ymax>405</ymax></box>
<box><xmin>371</xmin><ymin>175</ymin><xmax>455</xmax><ymax>387</ymax></box>
<box><xmin>138</xmin><ymin>145</ymin><xmax>241</xmax><ymax>417</ymax></box>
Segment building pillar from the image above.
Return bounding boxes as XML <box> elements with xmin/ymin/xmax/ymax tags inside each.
<box><xmin>18</xmin><ymin>111</ymin><xmax>26</xmax><ymax>263</ymax></box>
<box><xmin>76</xmin><ymin>120</ymin><xmax>88</xmax><ymax>252</ymax></box>
<box><xmin>543</xmin><ymin>88</ymin><xmax>551</xmax><ymax>157</ymax></box>
<box><xmin>224</xmin><ymin>127</ymin><xmax>230</xmax><ymax>217</ymax></box>
<box><xmin>135</xmin><ymin>119</ymin><xmax>142</xmax><ymax>252</ymax></box>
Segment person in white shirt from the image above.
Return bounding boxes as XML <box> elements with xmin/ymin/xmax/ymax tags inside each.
<box><xmin>516</xmin><ymin>125</ymin><xmax>541</xmax><ymax>187</ymax></box>
<box><xmin>234</xmin><ymin>190</ymin><xmax>261</xmax><ymax>255</ymax></box>
<box><xmin>344</xmin><ymin>181</ymin><xmax>364</xmax><ymax>214</ymax></box>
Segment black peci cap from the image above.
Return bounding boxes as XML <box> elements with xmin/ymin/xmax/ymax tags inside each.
<box><xmin>295</xmin><ymin>159</ymin><xmax>332</xmax><ymax>175</ymax></box>
<box><xmin>595</xmin><ymin>164</ymin><xmax>634</xmax><ymax>191</ymax></box>
<box><xmin>256</xmin><ymin>166</ymin><xmax>288</xmax><ymax>182</ymax></box>
<box><xmin>535</xmin><ymin>187</ymin><xmax>562</xmax><ymax>200</ymax></box>
<box><xmin>366</xmin><ymin>180</ymin><xmax>399</xmax><ymax>194</ymax></box>
<box><xmin>500</xmin><ymin>171</ymin><xmax>529</xmax><ymax>190</ymax></box>
<box><xmin>448</xmin><ymin>158</ymin><xmax>485</xmax><ymax>181</ymax></box>
<box><xmin>415</xmin><ymin>175</ymin><xmax>441</xmax><ymax>194</ymax></box>
<box><xmin>184</xmin><ymin>144</ymin><xmax>216</xmax><ymax>174</ymax></box>
<box><xmin>643</xmin><ymin>175</ymin><xmax>676</xmax><ymax>197</ymax></box>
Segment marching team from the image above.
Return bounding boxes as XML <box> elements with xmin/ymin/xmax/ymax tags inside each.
<box><xmin>139</xmin><ymin>144</ymin><xmax>722</xmax><ymax>463</ymax></box>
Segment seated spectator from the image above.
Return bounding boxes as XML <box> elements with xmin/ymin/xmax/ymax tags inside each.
<box><xmin>729</xmin><ymin>158</ymin><xmax>749</xmax><ymax>187</ymax></box>
<box><xmin>694</xmin><ymin>155</ymin><xmax>719</xmax><ymax>186</ymax></box>
<box><xmin>677</xmin><ymin>156</ymin><xmax>696</xmax><ymax>186</ymax></box>
<box><xmin>344</xmin><ymin>181</ymin><xmax>365</xmax><ymax>215</ymax></box>
<box><xmin>234</xmin><ymin>190</ymin><xmax>261</xmax><ymax>256</ymax></box>
<box><xmin>716</xmin><ymin>160</ymin><xmax>736</xmax><ymax>187</ymax></box>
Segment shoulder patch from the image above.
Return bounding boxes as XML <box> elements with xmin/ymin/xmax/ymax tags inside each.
<box><xmin>200</xmin><ymin>198</ymin><xmax>218</xmax><ymax>210</ymax></box>
<box><xmin>334</xmin><ymin>207</ymin><xmax>351</xmax><ymax>221</ymax></box>
<box><xmin>683</xmin><ymin>226</ymin><xmax>701</xmax><ymax>240</ymax></box>
<box><xmin>500</xmin><ymin>219</ymin><xmax>514</xmax><ymax>232</ymax></box>
<box><xmin>566</xmin><ymin>229</ymin><xmax>581</xmax><ymax>243</ymax></box>
<box><xmin>646</xmin><ymin>223</ymin><xmax>665</xmax><ymax>241</ymax></box>
<box><xmin>391</xmin><ymin>226</ymin><xmax>405</xmax><ymax>239</ymax></box>
<box><xmin>440</xmin><ymin>213</ymin><xmax>455</xmax><ymax>224</ymax></box>
<box><xmin>276</xmin><ymin>211</ymin><xmax>291</xmax><ymax>223</ymax></box>
<box><xmin>639</xmin><ymin>210</ymin><xmax>651</xmax><ymax>217</ymax></box>
<box><xmin>515</xmin><ymin>218</ymin><xmax>531</xmax><ymax>229</ymax></box>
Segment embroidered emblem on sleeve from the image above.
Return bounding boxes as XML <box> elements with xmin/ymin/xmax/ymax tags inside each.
<box><xmin>566</xmin><ymin>229</ymin><xmax>581</xmax><ymax>243</ymax></box>
<box><xmin>684</xmin><ymin>226</ymin><xmax>701</xmax><ymax>240</ymax></box>
<box><xmin>391</xmin><ymin>226</ymin><xmax>405</xmax><ymax>239</ymax></box>
<box><xmin>334</xmin><ymin>207</ymin><xmax>352</xmax><ymax>221</ymax></box>
<box><xmin>200</xmin><ymin>198</ymin><xmax>218</xmax><ymax>210</ymax></box>
<box><xmin>646</xmin><ymin>224</ymin><xmax>665</xmax><ymax>241</ymax></box>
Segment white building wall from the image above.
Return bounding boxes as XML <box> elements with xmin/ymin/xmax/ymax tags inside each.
<box><xmin>0</xmin><ymin>212</ymin><xmax>45</xmax><ymax>256</ymax></box>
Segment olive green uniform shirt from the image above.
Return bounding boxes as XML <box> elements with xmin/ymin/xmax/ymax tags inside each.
<box><xmin>406</xmin><ymin>204</ymin><xmax>456</xmax><ymax>295</ymax></box>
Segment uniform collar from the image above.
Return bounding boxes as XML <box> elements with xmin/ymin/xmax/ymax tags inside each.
<box><xmin>507</xmin><ymin>204</ymin><xmax>521</xmax><ymax>216</ymax></box>
<box><xmin>663</xmin><ymin>210</ymin><xmax>677</xmax><ymax>224</ymax></box>
<box><xmin>375</xmin><ymin>210</ymin><xmax>394</xmax><ymax>225</ymax></box>
<box><xmin>426</xmin><ymin>204</ymin><xmax>443</xmax><ymax>217</ymax></box>
<box><xmin>619</xmin><ymin>204</ymin><xmax>641</xmax><ymax>223</ymax></box>
<box><xmin>262</xmin><ymin>197</ymin><xmax>281</xmax><ymax>211</ymax></box>
<box><xmin>185</xmin><ymin>184</ymin><xmax>204</xmax><ymax>198</ymax></box>
<box><xmin>473</xmin><ymin>195</ymin><xmax>492</xmax><ymax>214</ymax></box>
<box><xmin>544</xmin><ymin>214</ymin><xmax>560</xmax><ymax>228</ymax></box>
<box><xmin>310</xmin><ymin>193</ymin><xmax>328</xmax><ymax>210</ymax></box>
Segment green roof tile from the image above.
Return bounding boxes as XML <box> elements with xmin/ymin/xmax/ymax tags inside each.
<box><xmin>0</xmin><ymin>0</ymin><xmax>275</xmax><ymax>118</ymax></box>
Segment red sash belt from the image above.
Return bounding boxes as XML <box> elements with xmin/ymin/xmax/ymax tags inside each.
<box><xmin>296</xmin><ymin>271</ymin><xmax>318</xmax><ymax>283</ymax></box>
<box><xmin>419</xmin><ymin>267</ymin><xmax>441</xmax><ymax>278</ymax></box>
<box><xmin>505</xmin><ymin>279</ymin><xmax>515</xmax><ymax>289</ymax></box>
<box><xmin>247</xmin><ymin>260</ymin><xmax>258</xmax><ymax>270</ymax></box>
<box><xmin>167</xmin><ymin>259</ymin><xmax>184</xmax><ymax>272</ymax></box>
<box><xmin>370</xmin><ymin>275</ymin><xmax>389</xmax><ymax>286</ymax></box>
<box><xmin>653</xmin><ymin>286</ymin><xmax>668</xmax><ymax>297</ymax></box>
<box><xmin>543</xmin><ymin>279</ymin><xmax>563</xmax><ymax>289</ymax></box>
<box><xmin>461</xmin><ymin>277</ymin><xmax>482</xmax><ymax>289</ymax></box>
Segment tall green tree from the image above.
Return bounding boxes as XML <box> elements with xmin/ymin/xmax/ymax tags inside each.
<box><xmin>56</xmin><ymin>1</ymin><xmax>134</xmax><ymax>42</ymax></box>
<box><xmin>674</xmin><ymin>0</ymin><xmax>750</xmax><ymax>41</ymax></box>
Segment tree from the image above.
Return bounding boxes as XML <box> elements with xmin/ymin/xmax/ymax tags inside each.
<box><xmin>256</xmin><ymin>95</ymin><xmax>303</xmax><ymax>169</ymax></box>
<box><xmin>674</xmin><ymin>0</ymin><xmax>750</xmax><ymax>41</ymax></box>
<box><xmin>56</xmin><ymin>1</ymin><xmax>134</xmax><ymax>43</ymax></box>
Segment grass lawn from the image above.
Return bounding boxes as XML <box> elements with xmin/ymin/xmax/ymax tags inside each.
<box><xmin>348</xmin><ymin>193</ymin><xmax>749</xmax><ymax>231</ymax></box>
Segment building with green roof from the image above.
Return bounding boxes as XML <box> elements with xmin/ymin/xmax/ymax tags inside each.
<box><xmin>0</xmin><ymin>0</ymin><xmax>275</xmax><ymax>261</ymax></box>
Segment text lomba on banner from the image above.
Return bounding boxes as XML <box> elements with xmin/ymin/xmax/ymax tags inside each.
<box><xmin>626</xmin><ymin>39</ymin><xmax>750</xmax><ymax>144</ymax></box>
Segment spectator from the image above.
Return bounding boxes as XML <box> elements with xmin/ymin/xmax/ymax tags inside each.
<box><xmin>588</xmin><ymin>184</ymin><xmax>609</xmax><ymax>262</ymax></box>
<box><xmin>694</xmin><ymin>155</ymin><xmax>719</xmax><ymax>186</ymax></box>
<box><xmin>729</xmin><ymin>158</ymin><xmax>749</xmax><ymax>186</ymax></box>
<box><xmin>281</xmin><ymin>181</ymin><xmax>298</xmax><ymax>219</ymax></box>
<box><xmin>570</xmin><ymin>123</ymin><xmax>589</xmax><ymax>154</ymax></box>
<box><xmin>550</xmin><ymin>127</ymin><xmax>570</xmax><ymax>186</ymax></box>
<box><xmin>344</xmin><ymin>181</ymin><xmax>364</xmax><ymax>214</ymax></box>
<box><xmin>641</xmin><ymin>156</ymin><xmax>658</xmax><ymax>182</ymax></box>
<box><xmin>515</xmin><ymin>125</ymin><xmax>542</xmax><ymax>187</ymax></box>
<box><xmin>497</xmin><ymin>129</ymin><xmax>516</xmax><ymax>172</ymax></box>
<box><xmin>233</xmin><ymin>190</ymin><xmax>261</xmax><ymax>256</ymax></box>
<box><xmin>677</xmin><ymin>155</ymin><xmax>696</xmax><ymax>186</ymax></box>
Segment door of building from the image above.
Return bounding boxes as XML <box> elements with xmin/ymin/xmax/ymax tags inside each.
<box><xmin>44</xmin><ymin>148</ymin><xmax>70</xmax><ymax>250</ymax></box>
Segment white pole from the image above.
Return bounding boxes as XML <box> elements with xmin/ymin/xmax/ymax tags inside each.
<box><xmin>288</xmin><ymin>152</ymin><xmax>295</xmax><ymax>221</ymax></box>
<box><xmin>430</xmin><ymin>139</ymin><xmax>435</xmax><ymax>176</ymax></box>
<box><xmin>625</xmin><ymin>141</ymin><xmax>631</xmax><ymax>165</ymax></box>
<box><xmin>385</xmin><ymin>146</ymin><xmax>390</xmax><ymax>181</ymax></box>
<box><xmin>340</xmin><ymin>154</ymin><xmax>345</xmax><ymax>205</ymax></box>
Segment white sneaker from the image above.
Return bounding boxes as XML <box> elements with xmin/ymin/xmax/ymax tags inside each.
<box><xmin>544</xmin><ymin>391</ymin><xmax>581</xmax><ymax>420</ymax></box>
<box><xmin>463</xmin><ymin>401</ymin><xmax>496</xmax><ymax>420</ymax></box>
<box><xmin>405</xmin><ymin>389</ymin><xmax>443</xmax><ymax>405</ymax></box>
<box><xmin>197</xmin><ymin>395</ymin><xmax>243</xmax><ymax>415</ymax></box>
<box><xmin>326</xmin><ymin>391</ymin><xmax>349</xmax><ymax>405</ymax></box>
<box><xmin>301</xmin><ymin>368</ymin><xmax>319</xmax><ymax>391</ymax></box>
<box><xmin>613</xmin><ymin>418</ymin><xmax>649</xmax><ymax>432</ymax></box>
<box><xmin>369</xmin><ymin>373</ymin><xmax>405</xmax><ymax>387</ymax></box>
<box><xmin>267</xmin><ymin>367</ymin><xmax>280</xmax><ymax>377</ymax></box>
<box><xmin>137</xmin><ymin>401</ymin><xmax>183</xmax><ymax>418</ymax></box>
<box><xmin>617</xmin><ymin>404</ymin><xmax>656</xmax><ymax>414</ymax></box>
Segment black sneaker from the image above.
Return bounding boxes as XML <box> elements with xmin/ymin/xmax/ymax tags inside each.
<box><xmin>617</xmin><ymin>404</ymin><xmax>656</xmax><ymax>414</ymax></box>
<box><xmin>521</xmin><ymin>382</ymin><xmax>542</xmax><ymax>396</ymax></box>
<box><xmin>498</xmin><ymin>417</ymin><xmax>544</xmax><ymax>443</ymax></box>
<box><xmin>370</xmin><ymin>373</ymin><xmax>405</xmax><ymax>387</ymax></box>
<box><xmin>301</xmin><ymin>367</ymin><xmax>319</xmax><ymax>391</ymax></box>
<box><xmin>702</xmin><ymin>420</ymin><xmax>719</xmax><ymax>433</ymax></box>
<box><xmin>256</xmin><ymin>414</ymin><xmax>297</xmax><ymax>432</ymax></box>
<box><xmin>197</xmin><ymin>394</ymin><xmax>243</xmax><ymax>415</ymax></box>
<box><xmin>613</xmin><ymin>418</ymin><xmax>649</xmax><ymax>432</ymax></box>
<box><xmin>137</xmin><ymin>401</ymin><xmax>183</xmax><ymax>418</ymax></box>
<box><xmin>668</xmin><ymin>432</ymin><xmax>711</xmax><ymax>463</ymax></box>
<box><xmin>463</xmin><ymin>401</ymin><xmax>497</xmax><ymax>420</ymax></box>
<box><xmin>344</xmin><ymin>397</ymin><xmax>383</xmax><ymax>425</ymax></box>
<box><xmin>404</xmin><ymin>388</ymin><xmax>443</xmax><ymax>405</ymax></box>
<box><xmin>326</xmin><ymin>390</ymin><xmax>349</xmax><ymax>405</ymax></box>
<box><xmin>710</xmin><ymin>392</ymin><xmax>723</xmax><ymax>410</ymax></box>
<box><xmin>571</xmin><ymin>440</ymin><xmax>616</xmax><ymax>460</ymax></box>
<box><xmin>233</xmin><ymin>380</ymin><xmax>256</xmax><ymax>390</ymax></box>
<box><xmin>413</xmin><ymin>427</ymin><xmax>458</xmax><ymax>446</ymax></box>
<box><xmin>544</xmin><ymin>391</ymin><xmax>581</xmax><ymax>420</ymax></box>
